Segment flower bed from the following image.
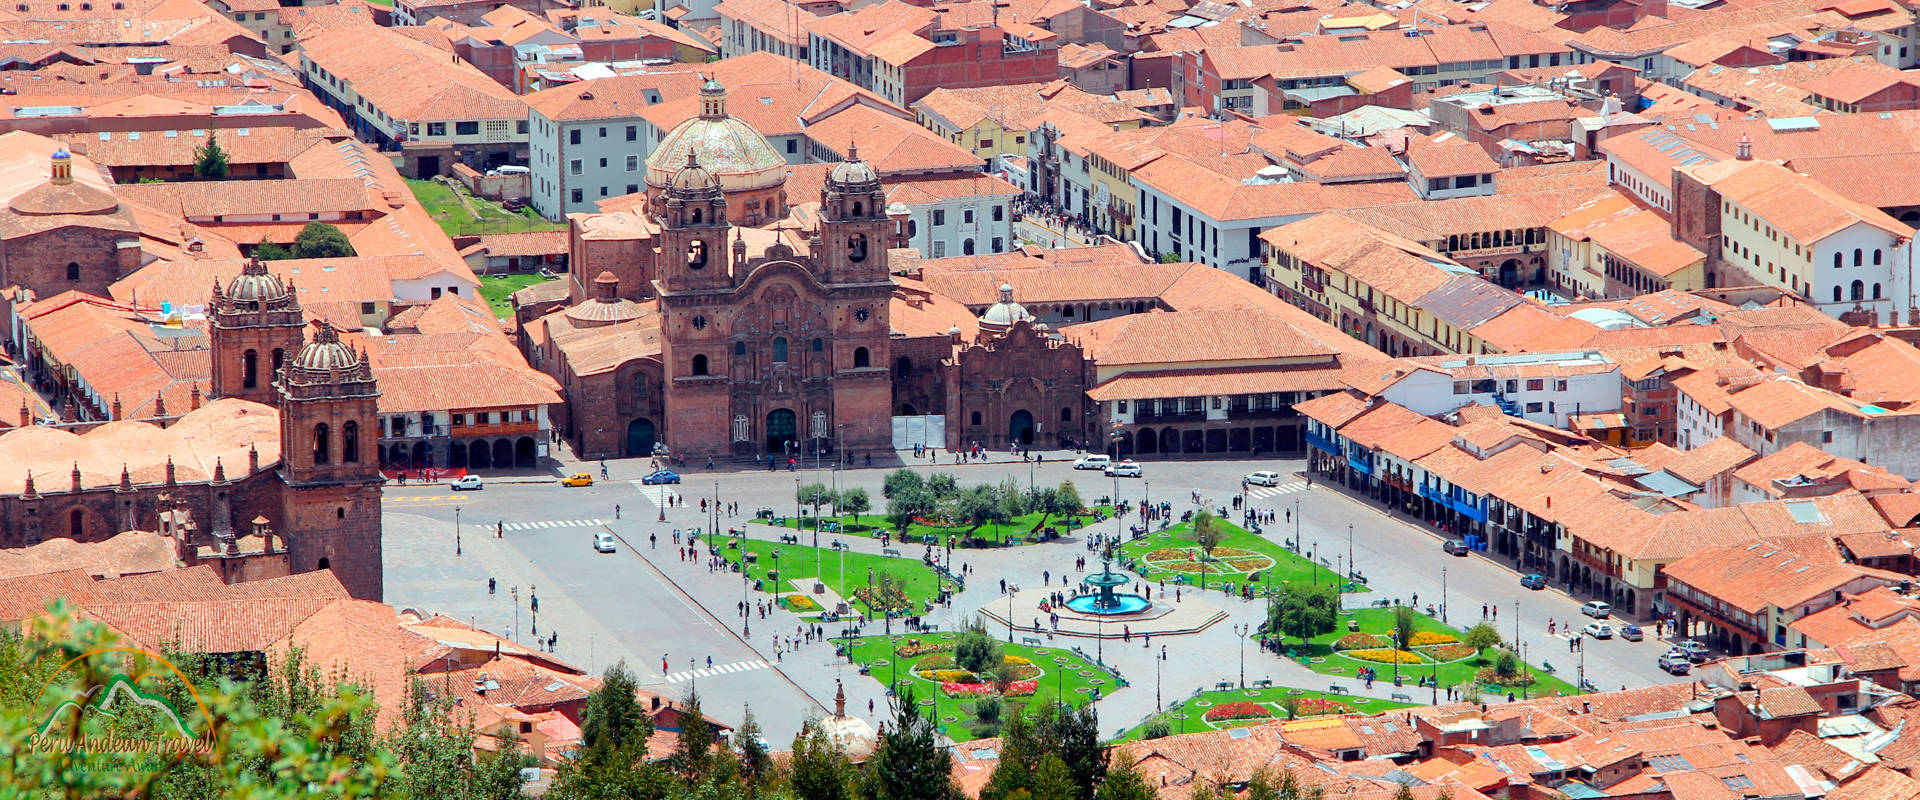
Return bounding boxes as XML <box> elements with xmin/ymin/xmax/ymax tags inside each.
<box><xmin>1204</xmin><ymin>701</ymin><xmax>1273</xmax><ymax>722</ymax></box>
<box><xmin>1003</xmin><ymin>655</ymin><xmax>1033</xmax><ymax>667</ymax></box>
<box><xmin>1418</xmin><ymin>644</ymin><xmax>1477</xmax><ymax>662</ymax></box>
<box><xmin>1158</xmin><ymin>561</ymin><xmax>1225</xmax><ymax>574</ymax></box>
<box><xmin>1146</xmin><ymin>548</ymin><xmax>1189</xmax><ymax>561</ymax></box>
<box><xmin>919</xmin><ymin>669</ymin><xmax>978</xmax><ymax>683</ymax></box>
<box><xmin>1335</xmin><ymin>633</ymin><xmax>1389</xmax><ymax>651</ymax></box>
<box><xmin>1345</xmin><ymin>649</ymin><xmax>1423</xmax><ymax>665</ymax></box>
<box><xmin>897</xmin><ymin>639</ymin><xmax>952</xmax><ymax>658</ymax></box>
<box><xmin>941</xmin><ymin>679</ymin><xmax>1037</xmax><ymax>698</ymax></box>
<box><xmin>1475</xmin><ymin>668</ymin><xmax>1537</xmax><ymax>687</ymax></box>
<box><xmin>1005</xmin><ymin>680</ymin><xmax>1037</xmax><ymax>697</ymax></box>
<box><xmin>1408</xmin><ymin>631</ymin><xmax>1459</xmax><ymax>647</ymax></box>
<box><xmin>917</xmin><ymin>653</ymin><xmax>957</xmax><ymax>669</ymax></box>
<box><xmin>912</xmin><ymin>516</ymin><xmax>964</xmax><ymax>529</ymax></box>
<box><xmin>1295</xmin><ymin>697</ymin><xmax>1352</xmax><ymax>716</ymax></box>
<box><xmin>1208</xmin><ymin>547</ymin><xmax>1256</xmax><ymax>558</ymax></box>
<box><xmin>782</xmin><ymin>594</ymin><xmax>820</xmax><ymax>612</ymax></box>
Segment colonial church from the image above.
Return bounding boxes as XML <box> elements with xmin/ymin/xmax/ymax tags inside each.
<box><xmin>521</xmin><ymin>79</ymin><xmax>1092</xmax><ymax>461</ymax></box>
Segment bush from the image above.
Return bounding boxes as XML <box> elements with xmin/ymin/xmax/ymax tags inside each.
<box><xmin>1143</xmin><ymin>719</ymin><xmax>1172</xmax><ymax>740</ymax></box>
<box><xmin>955</xmin><ymin>632</ymin><xmax>1003</xmax><ymax>674</ymax></box>
<box><xmin>1474</xmin><ymin>667</ymin><xmax>1537</xmax><ymax>688</ymax></box>
<box><xmin>1407</xmin><ymin>631</ymin><xmax>1458</xmax><ymax>647</ymax></box>
<box><xmin>975</xmin><ymin>695</ymin><xmax>1004</xmax><ymax>723</ymax></box>
<box><xmin>1335</xmin><ymin>633</ymin><xmax>1389</xmax><ymax>651</ymax></box>
<box><xmin>1345</xmin><ymin>649</ymin><xmax>1423</xmax><ymax>665</ymax></box>
<box><xmin>1204</xmin><ymin>701</ymin><xmax>1272</xmax><ymax>722</ymax></box>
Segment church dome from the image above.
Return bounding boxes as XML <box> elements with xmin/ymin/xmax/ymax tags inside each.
<box><xmin>565</xmin><ymin>271</ymin><xmax>646</xmax><ymax>326</ymax></box>
<box><xmin>11</xmin><ymin>149</ymin><xmax>120</xmax><ymax>216</ymax></box>
<box><xmin>291</xmin><ymin>322</ymin><xmax>359</xmax><ymax>371</ymax></box>
<box><xmin>827</xmin><ymin>144</ymin><xmax>880</xmax><ymax>189</ymax></box>
<box><xmin>980</xmin><ymin>283</ymin><xmax>1033</xmax><ymax>326</ymax></box>
<box><xmin>667</xmin><ymin>151</ymin><xmax>722</xmax><ymax>197</ymax></box>
<box><xmin>224</xmin><ymin>258</ymin><xmax>291</xmax><ymax>303</ymax></box>
<box><xmin>644</xmin><ymin>78</ymin><xmax>785</xmax><ymax>193</ymax></box>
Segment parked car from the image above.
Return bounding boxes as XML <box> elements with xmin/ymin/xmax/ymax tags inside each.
<box><xmin>593</xmin><ymin>532</ymin><xmax>617</xmax><ymax>553</ymax></box>
<box><xmin>1245</xmin><ymin>471</ymin><xmax>1282</xmax><ymax>487</ymax></box>
<box><xmin>1519</xmin><ymin>574</ymin><xmax>1547</xmax><ymax>590</ymax></box>
<box><xmin>561</xmin><ymin>473</ymin><xmax>594</xmax><ymax>487</ymax></box>
<box><xmin>1583</xmin><ymin>622</ymin><xmax>1615</xmax><ymax>639</ymax></box>
<box><xmin>1658</xmin><ymin>652</ymin><xmax>1693</xmax><ymax>675</ymax></box>
<box><xmin>1441</xmin><ymin>540</ymin><xmax>1470</xmax><ymax>556</ymax></box>
<box><xmin>1105</xmin><ymin>460</ymin><xmax>1142</xmax><ymax>478</ymax></box>
<box><xmin>449</xmin><ymin>475</ymin><xmax>483</xmax><ymax>491</ymax></box>
<box><xmin>1674</xmin><ymin>640</ymin><xmax>1710</xmax><ymax>662</ymax></box>
<box><xmin>641</xmin><ymin>469</ymin><xmax>681</xmax><ymax>485</ymax></box>
<box><xmin>1619</xmin><ymin>624</ymin><xmax>1644</xmax><ymax>642</ymax></box>
<box><xmin>1580</xmin><ymin>600</ymin><xmax>1612</xmax><ymax>618</ymax></box>
<box><xmin>1073</xmin><ymin>454</ymin><xmax>1112</xmax><ymax>470</ymax></box>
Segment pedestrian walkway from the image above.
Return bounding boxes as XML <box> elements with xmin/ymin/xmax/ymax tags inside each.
<box><xmin>662</xmin><ymin>658</ymin><xmax>771</xmax><ymax>685</ymax></box>
<box><xmin>1246</xmin><ymin>481</ymin><xmax>1309</xmax><ymax>500</ymax></box>
<box><xmin>501</xmin><ymin>518</ymin><xmax>606</xmax><ymax>531</ymax></box>
<box><xmin>386</xmin><ymin>495</ymin><xmax>468</xmax><ymax>505</ymax></box>
<box><xmin>629</xmin><ymin>482</ymin><xmax>680</xmax><ymax>506</ymax></box>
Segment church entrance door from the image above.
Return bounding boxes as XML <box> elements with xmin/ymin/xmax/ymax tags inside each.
<box><xmin>1009</xmin><ymin>409</ymin><xmax>1034</xmax><ymax>446</ymax></box>
<box><xmin>767</xmin><ymin>409</ymin><xmax>797</xmax><ymax>456</ymax></box>
<box><xmin>625</xmin><ymin>418</ymin><xmax>656</xmax><ymax>458</ymax></box>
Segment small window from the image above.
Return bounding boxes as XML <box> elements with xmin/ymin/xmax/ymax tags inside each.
<box><xmin>773</xmin><ymin>337</ymin><xmax>789</xmax><ymax>363</ymax></box>
<box><xmin>65</xmin><ymin>262</ymin><xmax>79</xmax><ymax>281</ymax></box>
<box><xmin>569</xmin><ymin>129</ymin><xmax>582</xmax><ymax>145</ymax></box>
<box><xmin>853</xmin><ymin>347</ymin><xmax>870</xmax><ymax>368</ymax></box>
<box><xmin>1060</xmin><ymin>407</ymin><xmax>1072</xmax><ymax>422</ymax></box>
<box><xmin>455</xmin><ymin>121</ymin><xmax>479</xmax><ymax>136</ymax></box>
<box><xmin>625</xmin><ymin>125</ymin><xmax>637</xmax><ymax>141</ymax></box>
<box><xmin>734</xmin><ymin>341</ymin><xmax>746</xmax><ymax>355</ymax></box>
<box><xmin>970</xmin><ymin>411</ymin><xmax>982</xmax><ymax>425</ymax></box>
<box><xmin>692</xmin><ymin>354</ymin><xmax>710</xmax><ymax>376</ymax></box>
<box><xmin>812</xmin><ymin>338</ymin><xmax>824</xmax><ymax>352</ymax></box>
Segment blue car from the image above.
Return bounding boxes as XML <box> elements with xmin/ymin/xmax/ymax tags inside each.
<box><xmin>1520</xmin><ymin>574</ymin><xmax>1547</xmax><ymax>590</ymax></box>
<box><xmin>641</xmin><ymin>469</ymin><xmax>681</xmax><ymax>485</ymax></box>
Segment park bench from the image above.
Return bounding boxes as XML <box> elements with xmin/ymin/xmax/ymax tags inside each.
<box><xmin>1022</xmin><ymin>637</ymin><xmax>1043</xmax><ymax>647</ymax></box>
<box><xmin>1216</xmin><ymin>680</ymin><xmax>1233</xmax><ymax>691</ymax></box>
<box><xmin>1347</xmin><ymin>620</ymin><xmax>1360</xmax><ymax>632</ymax></box>
<box><xmin>831</xmin><ymin>540</ymin><xmax>849</xmax><ymax>551</ymax></box>
<box><xmin>882</xmin><ymin>548</ymin><xmax>902</xmax><ymax>557</ymax></box>
<box><xmin>1541</xmin><ymin>662</ymin><xmax>1556</xmax><ymax>674</ymax></box>
<box><xmin>1327</xmin><ymin>684</ymin><xmax>1352</xmax><ymax>695</ymax></box>
<box><xmin>779</xmin><ymin>534</ymin><xmax>799</xmax><ymax>544</ymax></box>
<box><xmin>1254</xmin><ymin>679</ymin><xmax>1273</xmax><ymax>689</ymax></box>
<box><xmin>745</xmin><ymin>553</ymin><xmax>759</xmax><ymax>564</ymax></box>
<box><xmin>821</xmin><ymin>522</ymin><xmax>841</xmax><ymax>532</ymax></box>
<box><xmin>1391</xmin><ymin>692</ymin><xmax>1414</xmax><ymax>703</ymax></box>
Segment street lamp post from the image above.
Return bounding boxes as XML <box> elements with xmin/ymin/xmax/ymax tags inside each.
<box><xmin>511</xmin><ymin>586</ymin><xmax>520</xmax><ymax>642</ymax></box>
<box><xmin>1156</xmin><ymin>645</ymin><xmax>1167</xmax><ymax>710</ymax></box>
<box><xmin>455</xmin><ymin>506</ymin><xmax>462</xmax><ymax>556</ymax></box>
<box><xmin>1347</xmin><ymin>523</ymin><xmax>1354</xmax><ymax>583</ymax></box>
<box><xmin>1441</xmin><ymin>565</ymin><xmax>1449</xmax><ymax>623</ymax></box>
<box><xmin>741</xmin><ymin>524</ymin><xmax>751</xmax><ymax>637</ymax></box>
<box><xmin>1293</xmin><ymin>498</ymin><xmax>1300</xmax><ymax>552</ymax></box>
<box><xmin>1233</xmin><ymin>623</ymin><xmax>1248</xmax><ymax>688</ymax></box>
<box><xmin>1006</xmin><ymin>585</ymin><xmax>1015</xmax><ymax>643</ymax></box>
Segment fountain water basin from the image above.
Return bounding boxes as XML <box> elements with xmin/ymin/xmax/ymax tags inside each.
<box><xmin>1071</xmin><ymin>554</ymin><xmax>1150</xmax><ymax>616</ymax></box>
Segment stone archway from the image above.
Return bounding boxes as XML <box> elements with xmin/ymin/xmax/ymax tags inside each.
<box><xmin>469</xmin><ymin>440</ymin><xmax>492</xmax><ymax>469</ymax></box>
<box><xmin>1009</xmin><ymin>409</ymin><xmax>1034</xmax><ymax>446</ymax></box>
<box><xmin>1137</xmin><ymin>428</ymin><xmax>1157</xmax><ymax>453</ymax></box>
<box><xmin>626</xmin><ymin>418</ymin><xmax>656</xmax><ymax>458</ymax></box>
<box><xmin>515</xmin><ymin>436</ymin><xmax>536</xmax><ymax>467</ymax></box>
<box><xmin>767</xmin><ymin>408</ymin><xmax>797</xmax><ymax>455</ymax></box>
<box><xmin>492</xmin><ymin>439</ymin><xmax>513</xmax><ymax>467</ymax></box>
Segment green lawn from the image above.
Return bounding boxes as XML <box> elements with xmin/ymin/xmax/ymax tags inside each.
<box><xmin>479</xmin><ymin>274</ymin><xmax>559</xmax><ymax>317</ymax></box>
<box><xmin>1269</xmin><ymin>607</ymin><xmax>1576</xmax><ymax>698</ymax></box>
<box><xmin>719</xmin><ymin>538</ymin><xmax>951</xmax><ymax>617</ymax></box>
<box><xmin>1117</xmin><ymin>520</ymin><xmax>1360</xmax><ymax>595</ymax></box>
<box><xmin>844</xmin><ymin>635</ymin><xmax>1115</xmax><ymax>743</ymax></box>
<box><xmin>1113</xmin><ymin>686</ymin><xmax>1416</xmax><ymax>741</ymax></box>
<box><xmin>406</xmin><ymin>178</ymin><xmax>565</xmax><ymax>236</ymax></box>
<box><xmin>752</xmin><ymin>507</ymin><xmax>1116</xmax><ymax>546</ymax></box>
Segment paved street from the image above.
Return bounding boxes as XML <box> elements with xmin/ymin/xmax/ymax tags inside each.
<box><xmin>383</xmin><ymin>451</ymin><xmax>1691</xmax><ymax>743</ymax></box>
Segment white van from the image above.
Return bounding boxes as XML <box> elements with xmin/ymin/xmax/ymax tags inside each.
<box><xmin>1073</xmin><ymin>454</ymin><xmax>1111</xmax><ymax>470</ymax></box>
<box><xmin>1580</xmin><ymin>601</ymin><xmax>1612</xmax><ymax>619</ymax></box>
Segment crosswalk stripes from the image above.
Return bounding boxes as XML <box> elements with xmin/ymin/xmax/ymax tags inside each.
<box><xmin>627</xmin><ymin>481</ymin><xmax>683</xmax><ymax>507</ymax></box>
<box><xmin>1246</xmin><ymin>481</ymin><xmax>1308</xmax><ymax>500</ymax></box>
<box><xmin>662</xmin><ymin>658</ymin><xmax>770</xmax><ymax>684</ymax></box>
<box><xmin>499</xmin><ymin>519</ymin><xmax>605</xmax><ymax>531</ymax></box>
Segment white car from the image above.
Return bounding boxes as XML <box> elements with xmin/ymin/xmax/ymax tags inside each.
<box><xmin>449</xmin><ymin>475</ymin><xmax>483</xmax><ymax>491</ymax></box>
<box><xmin>1104</xmin><ymin>460</ymin><xmax>1142</xmax><ymax>478</ymax></box>
<box><xmin>1245</xmin><ymin>471</ymin><xmax>1282</xmax><ymax>487</ymax></box>
<box><xmin>593</xmin><ymin>532</ymin><xmax>617</xmax><ymax>553</ymax></box>
<box><xmin>1073</xmin><ymin>454</ymin><xmax>1112</xmax><ymax>470</ymax></box>
<box><xmin>1583</xmin><ymin>622</ymin><xmax>1615</xmax><ymax>640</ymax></box>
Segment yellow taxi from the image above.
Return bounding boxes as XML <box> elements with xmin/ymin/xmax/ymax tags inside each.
<box><xmin>560</xmin><ymin>473</ymin><xmax>594</xmax><ymax>487</ymax></box>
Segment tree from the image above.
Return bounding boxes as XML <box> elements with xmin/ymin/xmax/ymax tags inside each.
<box><xmin>676</xmin><ymin>688</ymin><xmax>718</xmax><ymax>781</ymax></box>
<box><xmin>839</xmin><ymin>488</ymin><xmax>872</xmax><ymax>519</ymax></box>
<box><xmin>954</xmin><ymin>628</ymin><xmax>1003</xmax><ymax>675</ymax></box>
<box><xmin>865</xmin><ymin>686</ymin><xmax>961</xmax><ymax>800</ymax></box>
<box><xmin>1055</xmin><ymin>480</ymin><xmax>1083</xmax><ymax>516</ymax></box>
<box><xmin>882</xmin><ymin>469</ymin><xmax>924</xmax><ymax>500</ymax></box>
<box><xmin>1095</xmin><ymin>754</ymin><xmax>1156</xmax><ymax>800</ymax></box>
<box><xmin>736</xmin><ymin>705</ymin><xmax>772</xmax><ymax>786</ymax></box>
<box><xmin>887</xmin><ymin>485</ymin><xmax>935</xmax><ymax>531</ymax></box>
<box><xmin>1191</xmin><ymin>510</ymin><xmax>1223</xmax><ymax>557</ymax></box>
<box><xmin>1393</xmin><ymin>606</ymin><xmax>1417</xmax><ymax>657</ymax></box>
<box><xmin>580</xmin><ymin>660</ymin><xmax>649</xmax><ymax>754</ymax></box>
<box><xmin>254</xmin><ymin>237</ymin><xmax>292</xmax><ymax>261</ymax></box>
<box><xmin>1028</xmin><ymin>486</ymin><xmax>1061</xmax><ymax>531</ymax></box>
<box><xmin>1494</xmin><ymin>650</ymin><xmax>1520</xmax><ymax>680</ymax></box>
<box><xmin>1140</xmin><ymin>719</ymin><xmax>1171</xmax><ymax>740</ymax></box>
<box><xmin>798</xmin><ymin>482</ymin><xmax>835</xmax><ymax>524</ymax></box>
<box><xmin>1463</xmin><ymin>622</ymin><xmax>1503</xmax><ymax>658</ymax></box>
<box><xmin>290</xmin><ymin>221</ymin><xmax>355</xmax><ymax>259</ymax></box>
<box><xmin>1269</xmin><ymin>584</ymin><xmax>1338</xmax><ymax>645</ymax></box>
<box><xmin>957</xmin><ymin>485</ymin><xmax>1002</xmax><ymax>536</ymax></box>
<box><xmin>194</xmin><ymin>131</ymin><xmax>228</xmax><ymax>179</ymax></box>
<box><xmin>926</xmin><ymin>473</ymin><xmax>960</xmax><ymax>499</ymax></box>
<box><xmin>790</xmin><ymin>719</ymin><xmax>859</xmax><ymax>800</ymax></box>
<box><xmin>1277</xmin><ymin>693</ymin><xmax>1301</xmax><ymax>720</ymax></box>
<box><xmin>1030</xmin><ymin>755</ymin><xmax>1077</xmax><ymax>800</ymax></box>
